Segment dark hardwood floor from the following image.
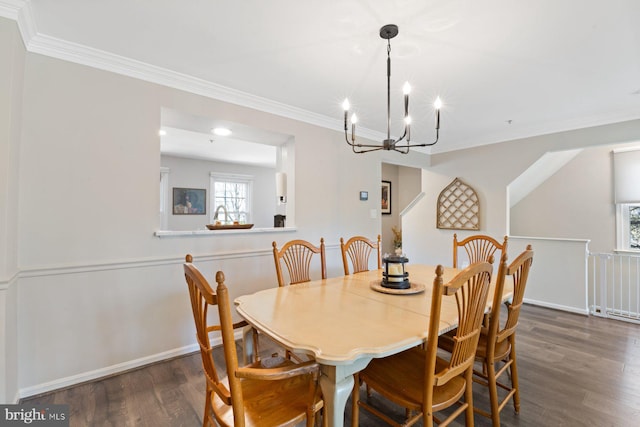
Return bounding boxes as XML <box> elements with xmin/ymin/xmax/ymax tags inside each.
<box><xmin>22</xmin><ymin>304</ymin><xmax>640</xmax><ymax>426</ymax></box>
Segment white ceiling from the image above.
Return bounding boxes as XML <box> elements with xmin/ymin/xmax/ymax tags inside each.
<box><xmin>160</xmin><ymin>108</ymin><xmax>290</xmax><ymax>167</ymax></box>
<box><xmin>7</xmin><ymin>0</ymin><xmax>640</xmax><ymax>160</ymax></box>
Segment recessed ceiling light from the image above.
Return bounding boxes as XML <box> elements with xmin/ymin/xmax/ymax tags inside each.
<box><xmin>212</xmin><ymin>127</ymin><xmax>232</xmax><ymax>136</ymax></box>
<box><xmin>158</xmin><ymin>129</ymin><xmax>167</xmax><ymax>136</ymax></box>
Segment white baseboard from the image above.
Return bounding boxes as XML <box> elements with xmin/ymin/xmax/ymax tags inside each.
<box><xmin>18</xmin><ymin>343</ymin><xmax>197</xmax><ymax>400</ymax></box>
<box><xmin>524</xmin><ymin>298</ymin><xmax>589</xmax><ymax>316</ymax></box>
<box><xmin>18</xmin><ymin>331</ymin><xmax>243</xmax><ymax>400</ymax></box>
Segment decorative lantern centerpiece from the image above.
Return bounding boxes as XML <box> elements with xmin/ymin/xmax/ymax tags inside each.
<box><xmin>382</xmin><ymin>254</ymin><xmax>409</xmax><ymax>289</ymax></box>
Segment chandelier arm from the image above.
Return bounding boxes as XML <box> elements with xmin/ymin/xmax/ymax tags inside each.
<box><xmin>395</xmin><ymin>129</ymin><xmax>408</xmax><ymax>145</ymax></box>
<box><xmin>395</xmin><ymin>130</ymin><xmax>440</xmax><ymax>148</ymax></box>
<box><xmin>344</xmin><ymin>134</ymin><xmax>393</xmax><ymax>151</ymax></box>
<box><xmin>352</xmin><ymin>142</ymin><xmax>392</xmax><ymax>149</ymax></box>
<box><xmin>393</xmin><ymin>146</ymin><xmax>410</xmax><ymax>154</ymax></box>
<box><xmin>353</xmin><ymin>145</ymin><xmax>385</xmax><ymax>154</ymax></box>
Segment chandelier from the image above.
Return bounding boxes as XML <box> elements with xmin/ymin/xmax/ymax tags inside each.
<box><xmin>342</xmin><ymin>24</ymin><xmax>442</xmax><ymax>154</ymax></box>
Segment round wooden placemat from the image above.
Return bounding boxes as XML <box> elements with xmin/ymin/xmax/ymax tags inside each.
<box><xmin>370</xmin><ymin>280</ymin><xmax>426</xmax><ymax>295</ymax></box>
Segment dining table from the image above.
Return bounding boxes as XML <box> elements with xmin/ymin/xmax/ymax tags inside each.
<box><xmin>234</xmin><ymin>264</ymin><xmax>511</xmax><ymax>427</ymax></box>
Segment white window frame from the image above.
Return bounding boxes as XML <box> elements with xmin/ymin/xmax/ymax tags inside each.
<box><xmin>210</xmin><ymin>172</ymin><xmax>253</xmax><ymax>224</ymax></box>
<box><xmin>159</xmin><ymin>167</ymin><xmax>170</xmax><ymax>230</ymax></box>
<box><xmin>616</xmin><ymin>203</ymin><xmax>640</xmax><ymax>252</ymax></box>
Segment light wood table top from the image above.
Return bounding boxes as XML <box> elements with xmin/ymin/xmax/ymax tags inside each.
<box><xmin>235</xmin><ymin>265</ymin><xmax>510</xmax><ymax>427</ymax></box>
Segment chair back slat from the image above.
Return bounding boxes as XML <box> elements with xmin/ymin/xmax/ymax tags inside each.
<box><xmin>340</xmin><ymin>235</ymin><xmax>382</xmax><ymax>275</ymax></box>
<box><xmin>453</xmin><ymin>233</ymin><xmax>508</xmax><ymax>269</ymax></box>
<box><xmin>183</xmin><ymin>258</ymin><xmax>233</xmax><ymax>410</ymax></box>
<box><xmin>497</xmin><ymin>245</ymin><xmax>534</xmax><ymax>343</ymax></box>
<box><xmin>470</xmin><ymin>245</ymin><xmax>533</xmax><ymax>425</ymax></box>
<box><xmin>431</xmin><ymin>260</ymin><xmax>493</xmax><ymax>387</ymax></box>
<box><xmin>273</xmin><ymin>239</ymin><xmax>326</xmax><ymax>286</ymax></box>
<box><xmin>214</xmin><ymin>271</ymin><xmax>246</xmax><ymax>426</ymax></box>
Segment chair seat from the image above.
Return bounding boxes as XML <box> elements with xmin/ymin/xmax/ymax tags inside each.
<box><xmin>475</xmin><ymin>332</ymin><xmax>512</xmax><ymax>362</ymax></box>
<box><xmin>361</xmin><ymin>347</ymin><xmax>466</xmax><ymax>413</ymax></box>
<box><xmin>212</xmin><ymin>359</ymin><xmax>324</xmax><ymax>427</ymax></box>
<box><xmin>440</xmin><ymin>328</ymin><xmax>512</xmax><ymax>362</ymax></box>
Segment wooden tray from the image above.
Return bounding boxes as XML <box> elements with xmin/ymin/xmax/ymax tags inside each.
<box><xmin>206</xmin><ymin>224</ymin><xmax>254</xmax><ymax>230</ymax></box>
<box><xmin>370</xmin><ymin>280</ymin><xmax>426</xmax><ymax>295</ymax></box>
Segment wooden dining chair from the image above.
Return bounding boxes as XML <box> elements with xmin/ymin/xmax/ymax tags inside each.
<box><xmin>183</xmin><ymin>255</ymin><xmax>326</xmax><ymax>427</ymax></box>
<box><xmin>339</xmin><ymin>235</ymin><xmax>381</xmax><ymax>275</ymax></box>
<box><xmin>453</xmin><ymin>233</ymin><xmax>508</xmax><ymax>269</ymax></box>
<box><xmin>351</xmin><ymin>260</ymin><xmax>494</xmax><ymax>427</ymax></box>
<box><xmin>272</xmin><ymin>238</ymin><xmax>326</xmax><ymax>287</ymax></box>
<box><xmin>472</xmin><ymin>245</ymin><xmax>533</xmax><ymax>426</ymax></box>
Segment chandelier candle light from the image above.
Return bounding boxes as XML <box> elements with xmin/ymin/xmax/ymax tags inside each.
<box><xmin>343</xmin><ymin>24</ymin><xmax>442</xmax><ymax>154</ymax></box>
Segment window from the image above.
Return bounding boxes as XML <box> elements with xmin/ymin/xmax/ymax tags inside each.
<box><xmin>616</xmin><ymin>204</ymin><xmax>640</xmax><ymax>251</ymax></box>
<box><xmin>210</xmin><ymin>173</ymin><xmax>252</xmax><ymax>224</ymax></box>
<box><xmin>613</xmin><ymin>148</ymin><xmax>640</xmax><ymax>251</ymax></box>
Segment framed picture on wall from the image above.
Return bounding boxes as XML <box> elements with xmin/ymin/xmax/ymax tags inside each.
<box><xmin>173</xmin><ymin>188</ymin><xmax>206</xmax><ymax>215</ymax></box>
<box><xmin>381</xmin><ymin>180</ymin><xmax>391</xmax><ymax>215</ymax></box>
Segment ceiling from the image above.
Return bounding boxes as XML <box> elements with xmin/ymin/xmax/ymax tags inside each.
<box><xmin>8</xmin><ymin>0</ymin><xmax>640</xmax><ymax>160</ymax></box>
<box><xmin>160</xmin><ymin>109</ymin><xmax>291</xmax><ymax>168</ymax></box>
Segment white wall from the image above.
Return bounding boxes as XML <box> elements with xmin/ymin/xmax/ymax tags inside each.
<box><xmin>5</xmin><ymin>12</ymin><xmax>640</xmax><ymax>401</ymax></box>
<box><xmin>510</xmin><ymin>144</ymin><xmax>636</xmax><ymax>252</ymax></box>
<box><xmin>6</xmin><ymin>25</ymin><xmax>432</xmax><ymax>399</ymax></box>
<box><xmin>398</xmin><ymin>166</ymin><xmax>422</xmax><ymax>215</ymax></box>
<box><xmin>0</xmin><ymin>16</ymin><xmax>24</xmax><ymax>404</ymax></box>
<box><xmin>381</xmin><ymin>163</ymin><xmax>421</xmax><ymax>255</ymax></box>
<box><xmin>402</xmin><ymin>122</ymin><xmax>640</xmax><ymax>313</ymax></box>
<box><xmin>381</xmin><ymin>163</ymin><xmax>399</xmax><ymax>254</ymax></box>
<box><xmin>509</xmin><ymin>236</ymin><xmax>590</xmax><ymax>314</ymax></box>
<box><xmin>161</xmin><ymin>155</ymin><xmax>277</xmax><ymax>230</ymax></box>
<box><xmin>405</xmin><ymin>123</ymin><xmax>640</xmax><ymax>267</ymax></box>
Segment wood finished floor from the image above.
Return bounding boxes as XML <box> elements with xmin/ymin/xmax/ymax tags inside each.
<box><xmin>22</xmin><ymin>304</ymin><xmax>640</xmax><ymax>426</ymax></box>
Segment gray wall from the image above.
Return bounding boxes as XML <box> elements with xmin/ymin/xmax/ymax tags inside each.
<box><xmin>510</xmin><ymin>144</ymin><xmax>624</xmax><ymax>252</ymax></box>
<box><xmin>381</xmin><ymin>163</ymin><xmax>421</xmax><ymax>255</ymax></box>
<box><xmin>3</xmin><ymin>12</ymin><xmax>640</xmax><ymax>402</ymax></box>
<box><xmin>403</xmin><ymin>123</ymin><xmax>640</xmax><ymax>269</ymax></box>
<box><xmin>161</xmin><ymin>155</ymin><xmax>277</xmax><ymax>230</ymax></box>
<box><xmin>0</xmin><ymin>16</ymin><xmax>433</xmax><ymax>400</ymax></box>
<box><xmin>0</xmin><ymin>16</ymin><xmax>23</xmax><ymax>404</ymax></box>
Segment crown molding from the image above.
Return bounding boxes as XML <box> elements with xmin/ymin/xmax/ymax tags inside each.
<box><xmin>0</xmin><ymin>0</ymin><xmax>35</xmax><ymax>44</ymax></box>
<box><xmin>0</xmin><ymin>0</ymin><xmax>24</xmax><ymax>19</ymax></box>
<box><xmin>27</xmin><ymin>33</ymin><xmax>341</xmax><ymax>127</ymax></box>
<box><xmin>27</xmin><ymin>33</ymin><xmax>389</xmax><ymax>141</ymax></box>
<box><xmin>0</xmin><ymin>0</ymin><xmax>391</xmax><ymax>145</ymax></box>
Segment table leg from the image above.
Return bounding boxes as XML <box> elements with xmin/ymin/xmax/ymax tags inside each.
<box><xmin>319</xmin><ymin>359</ymin><xmax>371</xmax><ymax>427</ymax></box>
<box><xmin>320</xmin><ymin>371</ymin><xmax>352</xmax><ymax>427</ymax></box>
<box><xmin>241</xmin><ymin>325</ymin><xmax>255</xmax><ymax>365</ymax></box>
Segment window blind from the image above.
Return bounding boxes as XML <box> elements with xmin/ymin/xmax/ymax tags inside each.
<box><xmin>613</xmin><ymin>148</ymin><xmax>640</xmax><ymax>203</ymax></box>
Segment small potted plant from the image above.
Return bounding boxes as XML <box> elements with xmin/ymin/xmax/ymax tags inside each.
<box><xmin>392</xmin><ymin>226</ymin><xmax>402</xmax><ymax>255</ymax></box>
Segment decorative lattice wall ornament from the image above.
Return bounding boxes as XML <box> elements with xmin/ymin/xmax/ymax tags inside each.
<box><xmin>437</xmin><ymin>178</ymin><xmax>480</xmax><ymax>230</ymax></box>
